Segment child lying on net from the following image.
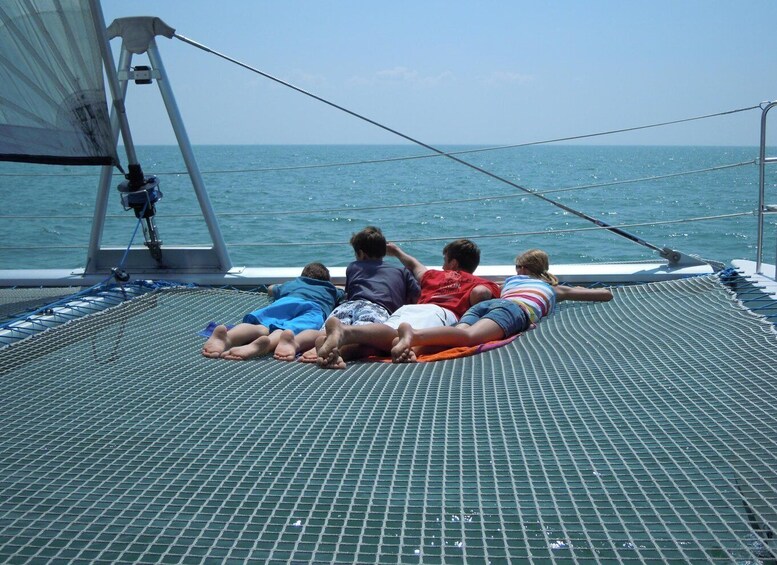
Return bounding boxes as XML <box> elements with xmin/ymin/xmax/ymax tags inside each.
<box><xmin>292</xmin><ymin>226</ymin><xmax>420</xmax><ymax>362</ymax></box>
<box><xmin>201</xmin><ymin>262</ymin><xmax>344</xmax><ymax>360</ymax></box>
<box><xmin>315</xmin><ymin>238</ymin><xmax>500</xmax><ymax>369</ymax></box>
<box><xmin>390</xmin><ymin>249</ymin><xmax>614</xmax><ymax>363</ymax></box>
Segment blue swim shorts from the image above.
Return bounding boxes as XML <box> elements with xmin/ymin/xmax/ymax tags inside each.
<box><xmin>243</xmin><ymin>296</ymin><xmax>325</xmax><ymax>335</ymax></box>
<box><xmin>458</xmin><ymin>299</ymin><xmax>529</xmax><ymax>337</ymax></box>
<box><xmin>327</xmin><ymin>299</ymin><xmax>391</xmax><ymax>327</ymax></box>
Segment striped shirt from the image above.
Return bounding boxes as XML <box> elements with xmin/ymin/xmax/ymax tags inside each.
<box><xmin>500</xmin><ymin>275</ymin><xmax>556</xmax><ymax>323</ymax></box>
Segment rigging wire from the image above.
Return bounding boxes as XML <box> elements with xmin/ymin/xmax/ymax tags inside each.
<box><xmin>204</xmin><ymin>160</ymin><xmax>758</xmax><ymax>218</ymax></box>
<box><xmin>0</xmin><ymin>160</ymin><xmax>756</xmax><ymax>220</ymax></box>
<box><xmin>0</xmin><ymin>113</ymin><xmax>760</xmax><ymax>178</ymax></box>
<box><xmin>225</xmin><ymin>212</ymin><xmax>758</xmax><ymax>247</ymax></box>
<box><xmin>172</xmin><ymin>32</ymin><xmax>759</xmax><ymax>258</ymax></box>
<box><xmin>0</xmin><ymin>211</ymin><xmax>754</xmax><ymax>250</ymax></box>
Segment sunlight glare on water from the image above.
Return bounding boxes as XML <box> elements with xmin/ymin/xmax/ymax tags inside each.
<box><xmin>0</xmin><ymin>144</ymin><xmax>774</xmax><ymax>270</ymax></box>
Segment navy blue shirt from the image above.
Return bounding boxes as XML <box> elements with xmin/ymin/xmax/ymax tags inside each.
<box><xmin>345</xmin><ymin>259</ymin><xmax>420</xmax><ymax>314</ymax></box>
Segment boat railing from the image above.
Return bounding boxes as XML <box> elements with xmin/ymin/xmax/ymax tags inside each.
<box><xmin>757</xmin><ymin>101</ymin><xmax>777</xmax><ymax>279</ymax></box>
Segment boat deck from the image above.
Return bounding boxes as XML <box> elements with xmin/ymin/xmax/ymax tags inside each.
<box><xmin>1</xmin><ymin>272</ymin><xmax>775</xmax><ymax>563</ymax></box>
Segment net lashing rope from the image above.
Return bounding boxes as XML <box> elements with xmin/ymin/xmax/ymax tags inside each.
<box><xmin>0</xmin><ymin>274</ymin><xmax>775</xmax><ymax>562</ymax></box>
<box><xmin>0</xmin><ymin>287</ymin><xmax>83</xmax><ymax>323</ymax></box>
<box><xmin>0</xmin><ymin>281</ymin><xmax>195</xmax><ymax>347</ymax></box>
<box><xmin>0</xmin><ymin>199</ymin><xmax>155</xmax><ymax>344</ymax></box>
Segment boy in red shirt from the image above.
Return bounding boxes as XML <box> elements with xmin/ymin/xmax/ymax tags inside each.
<box><xmin>316</xmin><ymin>239</ymin><xmax>499</xmax><ymax>369</ymax></box>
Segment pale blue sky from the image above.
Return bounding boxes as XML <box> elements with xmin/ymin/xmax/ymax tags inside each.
<box><xmin>101</xmin><ymin>1</ymin><xmax>777</xmax><ymax>146</ymax></box>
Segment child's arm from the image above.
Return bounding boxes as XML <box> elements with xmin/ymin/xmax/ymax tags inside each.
<box><xmin>387</xmin><ymin>242</ymin><xmax>427</xmax><ymax>280</ymax></box>
<box><xmin>267</xmin><ymin>282</ymin><xmax>285</xmax><ymax>300</ymax></box>
<box><xmin>555</xmin><ymin>285</ymin><xmax>613</xmax><ymax>303</ymax></box>
<box><xmin>469</xmin><ymin>284</ymin><xmax>496</xmax><ymax>306</ymax></box>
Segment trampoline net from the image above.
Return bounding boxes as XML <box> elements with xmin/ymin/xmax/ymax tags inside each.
<box><xmin>0</xmin><ymin>275</ymin><xmax>775</xmax><ymax>563</ymax></box>
<box><xmin>0</xmin><ymin>287</ymin><xmax>84</xmax><ymax>323</ymax></box>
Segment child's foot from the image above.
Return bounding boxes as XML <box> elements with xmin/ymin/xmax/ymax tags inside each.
<box><xmin>391</xmin><ymin>323</ymin><xmax>418</xmax><ymax>363</ymax></box>
<box><xmin>322</xmin><ymin>354</ymin><xmax>347</xmax><ymax>370</ymax></box>
<box><xmin>317</xmin><ymin>318</ymin><xmax>347</xmax><ymax>369</ymax></box>
<box><xmin>273</xmin><ymin>330</ymin><xmax>298</xmax><ymax>361</ymax></box>
<box><xmin>298</xmin><ymin>347</ymin><xmax>319</xmax><ymax>363</ymax></box>
<box><xmin>202</xmin><ymin>325</ymin><xmax>231</xmax><ymax>358</ymax></box>
<box><xmin>222</xmin><ymin>335</ymin><xmax>273</xmax><ymax>360</ymax></box>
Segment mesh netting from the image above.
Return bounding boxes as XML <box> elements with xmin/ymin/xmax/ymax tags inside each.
<box><xmin>0</xmin><ymin>287</ymin><xmax>83</xmax><ymax>323</ymax></box>
<box><xmin>1</xmin><ymin>276</ymin><xmax>775</xmax><ymax>563</ymax></box>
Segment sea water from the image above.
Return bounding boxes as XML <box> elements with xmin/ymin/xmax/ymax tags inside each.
<box><xmin>0</xmin><ymin>144</ymin><xmax>774</xmax><ymax>271</ymax></box>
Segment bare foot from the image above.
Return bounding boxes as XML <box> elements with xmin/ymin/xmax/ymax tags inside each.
<box><xmin>273</xmin><ymin>330</ymin><xmax>298</xmax><ymax>361</ymax></box>
<box><xmin>298</xmin><ymin>347</ymin><xmax>318</xmax><ymax>363</ymax></box>
<box><xmin>222</xmin><ymin>335</ymin><xmax>273</xmax><ymax>360</ymax></box>
<box><xmin>324</xmin><ymin>355</ymin><xmax>347</xmax><ymax>370</ymax></box>
<box><xmin>317</xmin><ymin>318</ymin><xmax>347</xmax><ymax>369</ymax></box>
<box><xmin>391</xmin><ymin>323</ymin><xmax>418</xmax><ymax>363</ymax></box>
<box><xmin>202</xmin><ymin>325</ymin><xmax>231</xmax><ymax>358</ymax></box>
<box><xmin>391</xmin><ymin>337</ymin><xmax>414</xmax><ymax>362</ymax></box>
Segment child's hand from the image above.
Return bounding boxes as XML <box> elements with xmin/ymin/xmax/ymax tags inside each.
<box><xmin>386</xmin><ymin>242</ymin><xmax>400</xmax><ymax>257</ymax></box>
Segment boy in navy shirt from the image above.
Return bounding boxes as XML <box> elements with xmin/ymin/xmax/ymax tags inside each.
<box><xmin>287</xmin><ymin>226</ymin><xmax>420</xmax><ymax>362</ymax></box>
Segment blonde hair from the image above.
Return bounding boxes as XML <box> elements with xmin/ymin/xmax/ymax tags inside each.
<box><xmin>515</xmin><ymin>249</ymin><xmax>558</xmax><ymax>285</ymax></box>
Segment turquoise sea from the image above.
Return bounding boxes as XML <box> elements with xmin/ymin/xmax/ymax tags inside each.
<box><xmin>0</xmin><ymin>144</ymin><xmax>774</xmax><ymax>271</ymax></box>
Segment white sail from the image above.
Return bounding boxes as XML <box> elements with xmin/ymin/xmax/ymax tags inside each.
<box><xmin>0</xmin><ymin>0</ymin><xmax>117</xmax><ymax>166</ymax></box>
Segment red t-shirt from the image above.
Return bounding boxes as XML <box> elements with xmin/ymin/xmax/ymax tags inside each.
<box><xmin>418</xmin><ymin>269</ymin><xmax>500</xmax><ymax>318</ymax></box>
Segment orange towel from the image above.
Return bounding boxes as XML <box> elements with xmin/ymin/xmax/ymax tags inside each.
<box><xmin>369</xmin><ymin>333</ymin><xmax>522</xmax><ymax>363</ymax></box>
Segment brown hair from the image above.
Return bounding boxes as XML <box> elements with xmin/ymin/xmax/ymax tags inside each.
<box><xmin>443</xmin><ymin>239</ymin><xmax>481</xmax><ymax>273</ymax></box>
<box><xmin>301</xmin><ymin>262</ymin><xmax>331</xmax><ymax>281</ymax></box>
<box><xmin>350</xmin><ymin>226</ymin><xmax>386</xmax><ymax>258</ymax></box>
<box><xmin>515</xmin><ymin>249</ymin><xmax>558</xmax><ymax>285</ymax></box>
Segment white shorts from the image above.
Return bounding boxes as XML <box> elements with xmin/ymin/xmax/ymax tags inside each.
<box><xmin>383</xmin><ymin>304</ymin><xmax>458</xmax><ymax>330</ymax></box>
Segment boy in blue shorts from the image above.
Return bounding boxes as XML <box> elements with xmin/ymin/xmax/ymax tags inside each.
<box><xmin>288</xmin><ymin>226</ymin><xmax>420</xmax><ymax>362</ymax></box>
<box><xmin>202</xmin><ymin>262</ymin><xmax>344</xmax><ymax>360</ymax></box>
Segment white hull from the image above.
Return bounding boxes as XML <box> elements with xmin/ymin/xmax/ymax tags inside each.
<box><xmin>0</xmin><ymin>260</ymin><xmax>720</xmax><ymax>289</ymax></box>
